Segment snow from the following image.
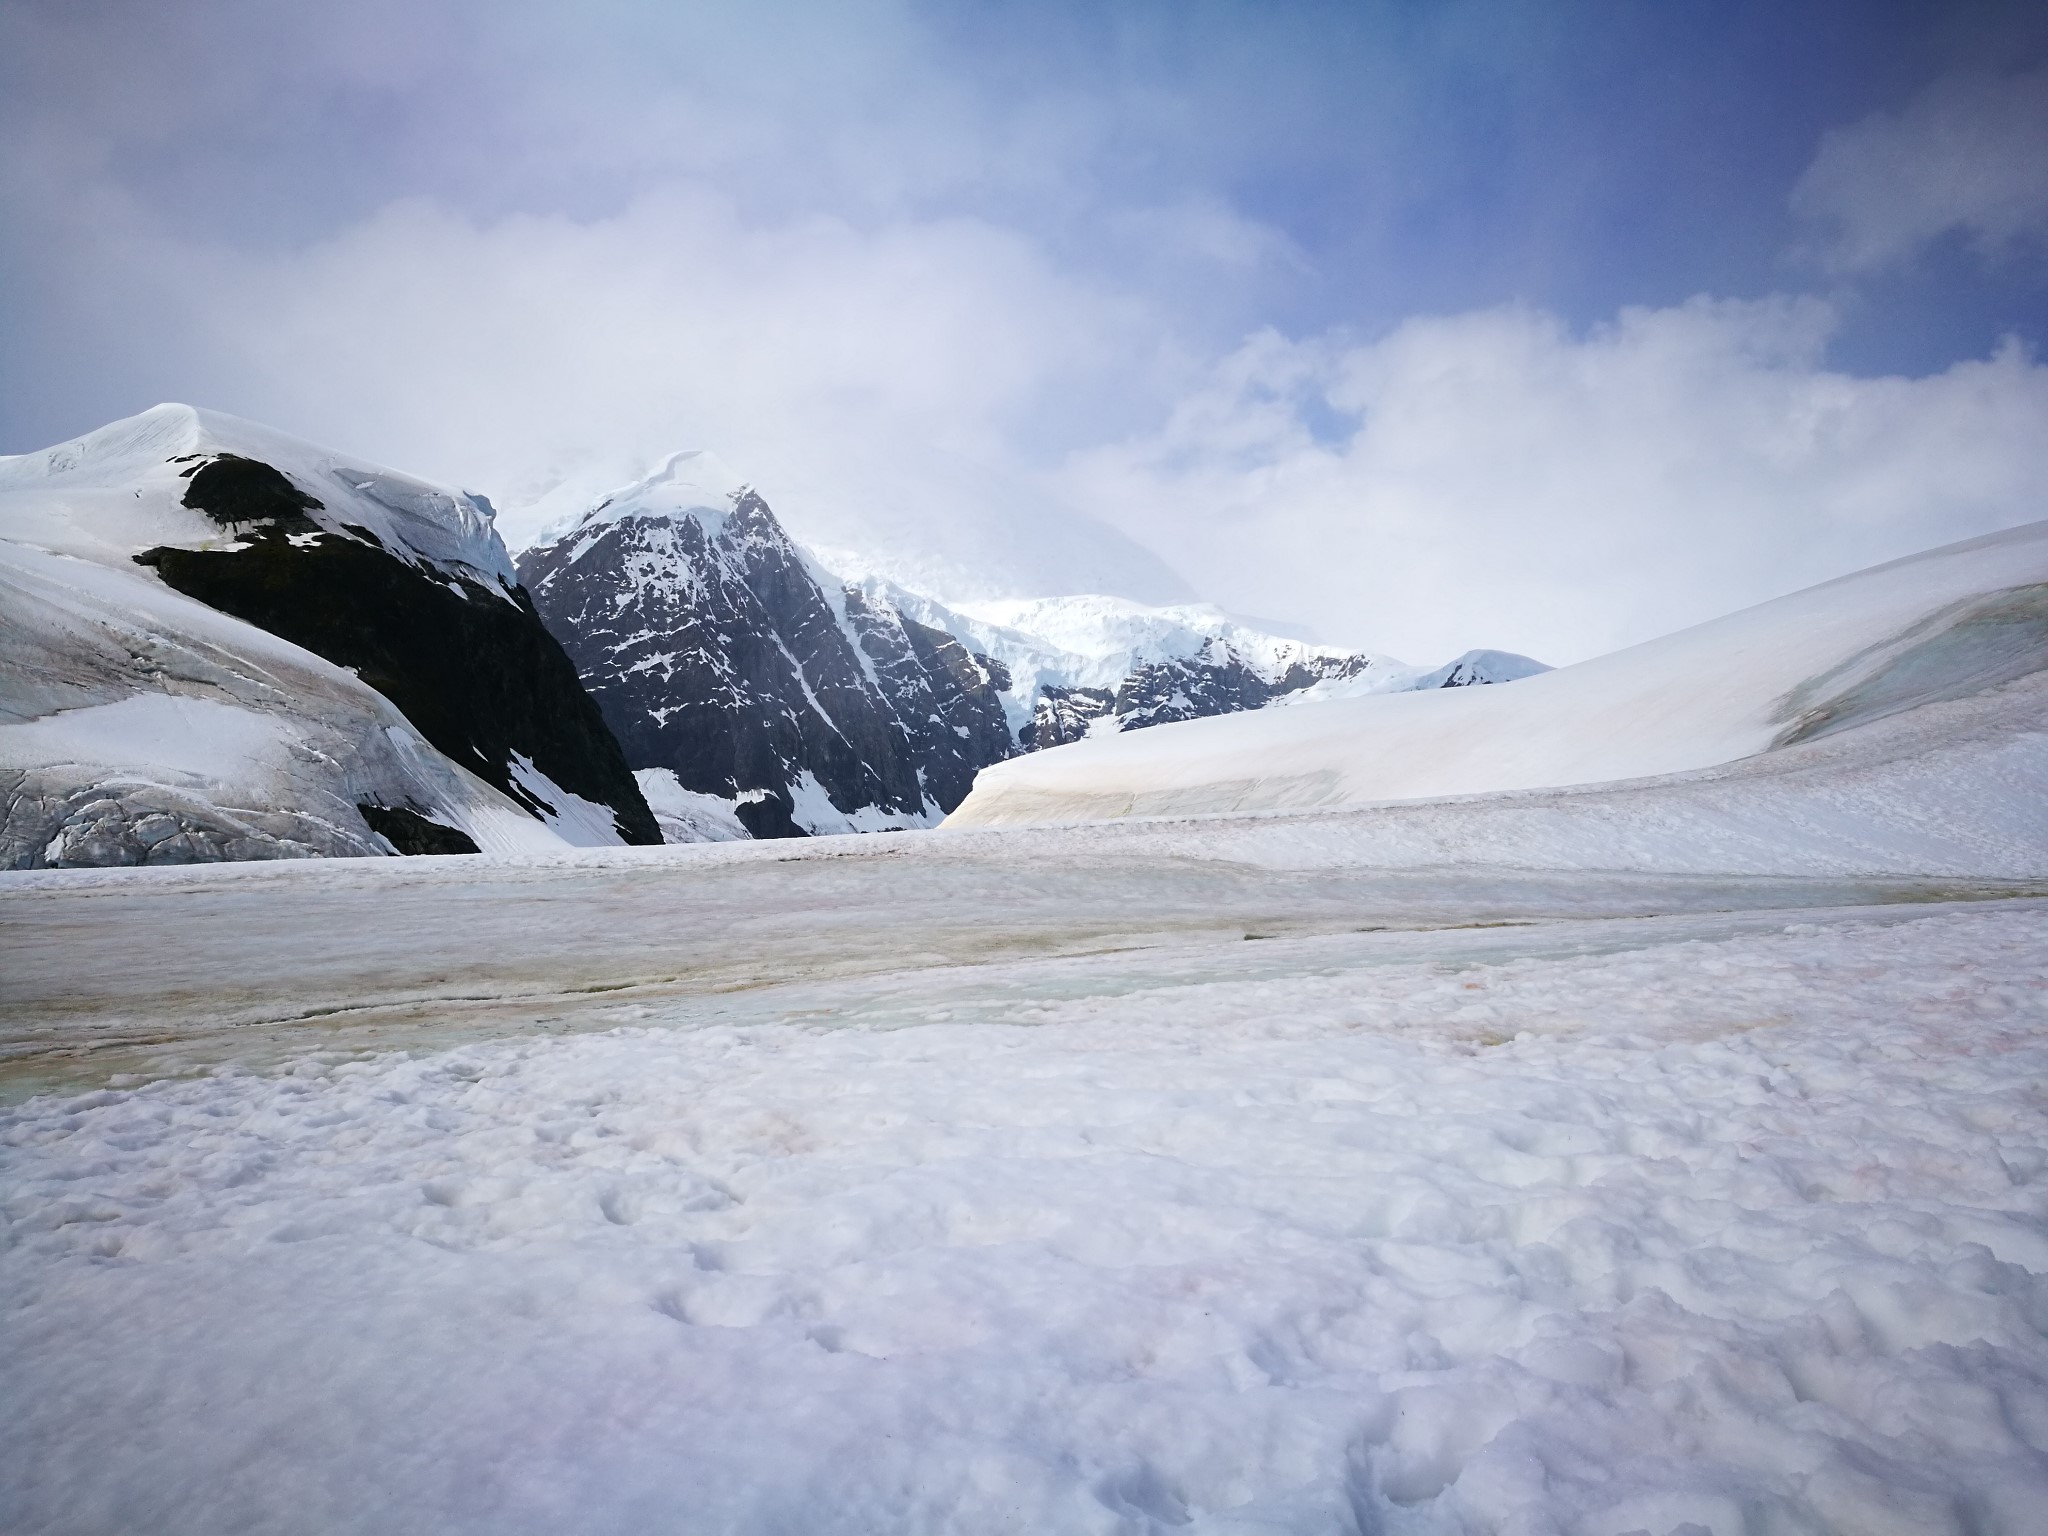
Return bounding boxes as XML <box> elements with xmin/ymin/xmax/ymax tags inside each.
<box><xmin>509</xmin><ymin>752</ymin><xmax>629</xmax><ymax>847</ymax></box>
<box><xmin>535</xmin><ymin>449</ymin><xmax>753</xmax><ymax>563</ymax></box>
<box><xmin>3</xmin><ymin>886</ymin><xmax>2046</xmax><ymax>1535</ymax></box>
<box><xmin>634</xmin><ymin>767</ymin><xmax>755</xmax><ymax>843</ymax></box>
<box><xmin>0</xmin><ymin>691</ymin><xmax>296</xmax><ymax>784</ymax></box>
<box><xmin>0</xmin><ymin>402</ymin><xmax>518</xmax><ymax>592</ymax></box>
<box><xmin>950</xmin><ymin>521</ymin><xmax>2048</xmax><ymax>827</ymax></box>
<box><xmin>6</xmin><ymin>433</ymin><xmax>2045</xmax><ymax>1531</ymax></box>
<box><xmin>785</xmin><ymin>766</ymin><xmax>938</xmax><ymax>835</ymax></box>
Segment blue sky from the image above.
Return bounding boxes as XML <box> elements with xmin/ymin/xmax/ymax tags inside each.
<box><xmin>4</xmin><ymin>1</ymin><xmax>2046</xmax><ymax>659</ymax></box>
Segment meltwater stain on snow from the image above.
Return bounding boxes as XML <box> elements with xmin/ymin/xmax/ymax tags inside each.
<box><xmin>1775</xmin><ymin>582</ymin><xmax>2048</xmax><ymax>747</ymax></box>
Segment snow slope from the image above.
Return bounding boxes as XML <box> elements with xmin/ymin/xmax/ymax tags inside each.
<box><xmin>0</xmin><ymin>402</ymin><xmax>517</xmax><ymax>592</ymax></box>
<box><xmin>0</xmin><ymin>533</ymin><xmax>564</xmax><ymax>862</ymax></box>
<box><xmin>950</xmin><ymin>520</ymin><xmax>2048</xmax><ymax>828</ymax></box>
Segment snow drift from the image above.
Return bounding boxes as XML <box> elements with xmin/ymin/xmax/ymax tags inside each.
<box><xmin>947</xmin><ymin>521</ymin><xmax>2048</xmax><ymax>858</ymax></box>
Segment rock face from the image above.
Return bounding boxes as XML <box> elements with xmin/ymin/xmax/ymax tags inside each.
<box><xmin>518</xmin><ymin>454</ymin><xmax>1013</xmax><ymax>838</ymax></box>
<box><xmin>1016</xmin><ymin>644</ymin><xmax>1368</xmax><ymax>749</ymax></box>
<box><xmin>0</xmin><ymin>404</ymin><xmax>659</xmax><ymax>868</ymax></box>
<box><xmin>136</xmin><ymin>522</ymin><xmax>658</xmax><ymax>846</ymax></box>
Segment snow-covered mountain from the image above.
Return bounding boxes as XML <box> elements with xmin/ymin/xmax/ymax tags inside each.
<box><xmin>948</xmin><ymin>521</ymin><xmax>2048</xmax><ymax>828</ymax></box>
<box><xmin>517</xmin><ymin>458</ymin><xmax>1542</xmax><ymax>838</ymax></box>
<box><xmin>881</xmin><ymin>590</ymin><xmax>1399</xmax><ymax>747</ymax></box>
<box><xmin>516</xmin><ymin>452</ymin><xmax>1015</xmax><ymax>838</ymax></box>
<box><xmin>1</xmin><ymin>405</ymin><xmax>659</xmax><ymax>867</ymax></box>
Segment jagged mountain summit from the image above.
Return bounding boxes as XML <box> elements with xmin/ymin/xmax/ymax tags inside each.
<box><xmin>517</xmin><ymin>453</ymin><xmax>1012</xmax><ymax>839</ymax></box>
<box><xmin>0</xmin><ymin>404</ymin><xmax>658</xmax><ymax>867</ymax></box>
<box><xmin>518</xmin><ymin>456</ymin><xmax>1546</xmax><ymax>839</ymax></box>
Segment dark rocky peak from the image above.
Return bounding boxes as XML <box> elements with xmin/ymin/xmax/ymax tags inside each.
<box><xmin>1021</xmin><ymin>685</ymin><xmax>1118</xmax><ymax>750</ymax></box>
<box><xmin>520</xmin><ymin>469</ymin><xmax>1009</xmax><ymax>838</ymax></box>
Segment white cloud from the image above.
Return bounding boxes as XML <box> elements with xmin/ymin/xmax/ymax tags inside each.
<box><xmin>1792</xmin><ymin>66</ymin><xmax>2048</xmax><ymax>272</ymax></box>
<box><xmin>55</xmin><ymin>184</ymin><xmax>1194</xmax><ymax>604</ymax></box>
<box><xmin>1067</xmin><ymin>296</ymin><xmax>2048</xmax><ymax>663</ymax></box>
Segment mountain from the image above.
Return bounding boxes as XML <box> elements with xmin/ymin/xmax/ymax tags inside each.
<box><xmin>517</xmin><ymin>460</ymin><xmax>1540</xmax><ymax>839</ymax></box>
<box><xmin>946</xmin><ymin>521</ymin><xmax>2048</xmax><ymax>829</ymax></box>
<box><xmin>516</xmin><ymin>453</ymin><xmax>1013</xmax><ymax>838</ymax></box>
<box><xmin>0</xmin><ymin>405</ymin><xmax>658</xmax><ymax>868</ymax></box>
<box><xmin>912</xmin><ymin>594</ymin><xmax>1543</xmax><ymax>745</ymax></box>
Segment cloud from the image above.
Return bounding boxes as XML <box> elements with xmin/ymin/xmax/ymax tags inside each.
<box><xmin>6</xmin><ymin>3</ymin><xmax>2046</xmax><ymax>664</ymax></box>
<box><xmin>1067</xmin><ymin>296</ymin><xmax>2048</xmax><ymax>663</ymax></box>
<box><xmin>17</xmin><ymin>180</ymin><xmax>1195</xmax><ymax>603</ymax></box>
<box><xmin>1792</xmin><ymin>66</ymin><xmax>2048</xmax><ymax>272</ymax></box>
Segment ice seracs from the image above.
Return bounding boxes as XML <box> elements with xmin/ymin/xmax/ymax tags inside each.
<box><xmin>0</xmin><ymin>404</ymin><xmax>658</xmax><ymax>868</ymax></box>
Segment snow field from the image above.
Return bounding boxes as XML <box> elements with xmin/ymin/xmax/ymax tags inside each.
<box><xmin>5</xmin><ymin>905</ymin><xmax>2048</xmax><ymax>1534</ymax></box>
<box><xmin>948</xmin><ymin>522</ymin><xmax>2048</xmax><ymax>828</ymax></box>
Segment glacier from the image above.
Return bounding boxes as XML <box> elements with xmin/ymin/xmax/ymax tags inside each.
<box><xmin>3</xmin><ymin>444</ymin><xmax>2045</xmax><ymax>1535</ymax></box>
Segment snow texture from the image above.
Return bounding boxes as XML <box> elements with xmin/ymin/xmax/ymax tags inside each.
<box><xmin>3</xmin><ymin>899</ymin><xmax>2047</xmax><ymax>1535</ymax></box>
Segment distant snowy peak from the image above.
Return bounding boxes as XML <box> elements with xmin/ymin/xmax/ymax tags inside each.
<box><xmin>530</xmin><ymin>449</ymin><xmax>753</xmax><ymax>554</ymax></box>
<box><xmin>1279</xmin><ymin>648</ymin><xmax>1554</xmax><ymax>706</ymax></box>
<box><xmin>956</xmin><ymin>594</ymin><xmax>1372</xmax><ymax>679</ymax></box>
<box><xmin>861</xmin><ymin>586</ymin><xmax>1544</xmax><ymax>746</ymax></box>
<box><xmin>1421</xmin><ymin>649</ymin><xmax>1554</xmax><ymax>688</ymax></box>
<box><xmin>0</xmin><ymin>402</ymin><xmax>518</xmax><ymax>593</ymax></box>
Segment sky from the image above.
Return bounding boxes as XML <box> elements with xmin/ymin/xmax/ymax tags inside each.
<box><xmin>3</xmin><ymin>0</ymin><xmax>2046</xmax><ymax>663</ymax></box>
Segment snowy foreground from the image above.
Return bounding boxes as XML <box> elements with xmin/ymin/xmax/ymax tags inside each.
<box><xmin>4</xmin><ymin>832</ymin><xmax>2048</xmax><ymax>1535</ymax></box>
